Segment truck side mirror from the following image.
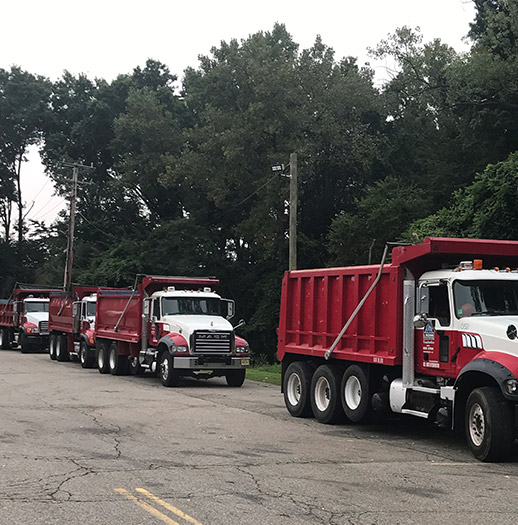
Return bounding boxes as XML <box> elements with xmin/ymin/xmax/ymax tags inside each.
<box><xmin>72</xmin><ymin>301</ymin><xmax>81</xmax><ymax>333</ymax></box>
<box><xmin>413</xmin><ymin>312</ymin><xmax>428</xmax><ymax>329</ymax></box>
<box><xmin>221</xmin><ymin>299</ymin><xmax>235</xmax><ymax>320</ymax></box>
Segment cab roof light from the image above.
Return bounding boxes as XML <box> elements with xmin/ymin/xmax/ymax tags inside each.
<box><xmin>473</xmin><ymin>259</ymin><xmax>483</xmax><ymax>270</ymax></box>
<box><xmin>494</xmin><ymin>267</ymin><xmax>500</xmax><ymax>272</ymax></box>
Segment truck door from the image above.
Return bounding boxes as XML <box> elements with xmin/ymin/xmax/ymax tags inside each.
<box><xmin>416</xmin><ymin>281</ymin><xmax>455</xmax><ymax>376</ymax></box>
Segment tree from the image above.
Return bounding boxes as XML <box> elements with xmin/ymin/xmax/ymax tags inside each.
<box><xmin>403</xmin><ymin>152</ymin><xmax>518</xmax><ymax>241</ymax></box>
<box><xmin>0</xmin><ymin>66</ymin><xmax>50</xmax><ymax>245</ymax></box>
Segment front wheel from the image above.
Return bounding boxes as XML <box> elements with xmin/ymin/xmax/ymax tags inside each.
<box><xmin>226</xmin><ymin>369</ymin><xmax>246</xmax><ymax>387</ymax></box>
<box><xmin>159</xmin><ymin>352</ymin><xmax>180</xmax><ymax>387</ymax></box>
<box><xmin>80</xmin><ymin>340</ymin><xmax>95</xmax><ymax>368</ymax></box>
<box><xmin>20</xmin><ymin>332</ymin><xmax>31</xmax><ymax>354</ymax></box>
<box><xmin>465</xmin><ymin>387</ymin><xmax>514</xmax><ymax>462</ymax></box>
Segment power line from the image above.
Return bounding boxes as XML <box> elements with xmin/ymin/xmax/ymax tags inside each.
<box><xmin>203</xmin><ymin>174</ymin><xmax>278</xmax><ymax>227</ymax></box>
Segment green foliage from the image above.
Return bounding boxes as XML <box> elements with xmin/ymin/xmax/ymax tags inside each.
<box><xmin>404</xmin><ymin>152</ymin><xmax>518</xmax><ymax>241</ymax></box>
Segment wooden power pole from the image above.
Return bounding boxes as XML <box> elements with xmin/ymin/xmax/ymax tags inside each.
<box><xmin>63</xmin><ymin>166</ymin><xmax>78</xmax><ymax>291</ymax></box>
<box><xmin>289</xmin><ymin>152</ymin><xmax>298</xmax><ymax>271</ymax></box>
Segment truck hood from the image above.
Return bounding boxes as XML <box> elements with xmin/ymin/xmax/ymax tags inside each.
<box><xmin>25</xmin><ymin>312</ymin><xmax>49</xmax><ymax>325</ymax></box>
<box><xmin>463</xmin><ymin>316</ymin><xmax>518</xmax><ymax>354</ymax></box>
<box><xmin>162</xmin><ymin>315</ymin><xmax>233</xmax><ymax>340</ymax></box>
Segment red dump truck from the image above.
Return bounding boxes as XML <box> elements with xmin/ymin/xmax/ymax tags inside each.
<box><xmin>278</xmin><ymin>237</ymin><xmax>518</xmax><ymax>461</ymax></box>
<box><xmin>94</xmin><ymin>275</ymin><xmax>251</xmax><ymax>386</ymax></box>
<box><xmin>0</xmin><ymin>284</ymin><xmax>59</xmax><ymax>353</ymax></box>
<box><xmin>48</xmin><ymin>286</ymin><xmax>101</xmax><ymax>367</ymax></box>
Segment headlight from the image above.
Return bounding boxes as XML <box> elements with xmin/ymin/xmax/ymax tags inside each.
<box><xmin>26</xmin><ymin>327</ymin><xmax>38</xmax><ymax>334</ymax></box>
<box><xmin>236</xmin><ymin>345</ymin><xmax>249</xmax><ymax>354</ymax></box>
<box><xmin>175</xmin><ymin>345</ymin><xmax>188</xmax><ymax>353</ymax></box>
<box><xmin>505</xmin><ymin>379</ymin><xmax>518</xmax><ymax>394</ymax></box>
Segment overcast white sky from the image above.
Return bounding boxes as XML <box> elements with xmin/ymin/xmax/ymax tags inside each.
<box><xmin>1</xmin><ymin>0</ymin><xmax>476</xmax><ymax>226</ymax></box>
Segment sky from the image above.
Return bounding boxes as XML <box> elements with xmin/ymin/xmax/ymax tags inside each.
<box><xmin>1</xmin><ymin>0</ymin><xmax>477</xmax><ymax>226</ymax></box>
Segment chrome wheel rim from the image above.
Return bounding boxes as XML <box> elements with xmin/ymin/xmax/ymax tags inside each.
<box><xmin>469</xmin><ymin>402</ymin><xmax>485</xmax><ymax>447</ymax></box>
<box><xmin>314</xmin><ymin>376</ymin><xmax>331</xmax><ymax>412</ymax></box>
<box><xmin>287</xmin><ymin>373</ymin><xmax>302</xmax><ymax>406</ymax></box>
<box><xmin>344</xmin><ymin>376</ymin><xmax>362</xmax><ymax>411</ymax></box>
<box><xmin>80</xmin><ymin>345</ymin><xmax>86</xmax><ymax>364</ymax></box>
<box><xmin>160</xmin><ymin>356</ymin><xmax>169</xmax><ymax>380</ymax></box>
<box><xmin>98</xmin><ymin>348</ymin><xmax>104</xmax><ymax>368</ymax></box>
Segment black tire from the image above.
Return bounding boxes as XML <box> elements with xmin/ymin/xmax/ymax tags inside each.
<box><xmin>129</xmin><ymin>355</ymin><xmax>145</xmax><ymax>375</ymax></box>
<box><xmin>226</xmin><ymin>369</ymin><xmax>246</xmax><ymax>387</ymax></box>
<box><xmin>159</xmin><ymin>351</ymin><xmax>180</xmax><ymax>387</ymax></box>
<box><xmin>56</xmin><ymin>334</ymin><xmax>70</xmax><ymax>362</ymax></box>
<box><xmin>20</xmin><ymin>332</ymin><xmax>31</xmax><ymax>354</ymax></box>
<box><xmin>341</xmin><ymin>364</ymin><xmax>372</xmax><ymax>423</ymax></box>
<box><xmin>310</xmin><ymin>364</ymin><xmax>344</xmax><ymax>424</ymax></box>
<box><xmin>0</xmin><ymin>328</ymin><xmax>10</xmax><ymax>349</ymax></box>
<box><xmin>108</xmin><ymin>342</ymin><xmax>128</xmax><ymax>376</ymax></box>
<box><xmin>465</xmin><ymin>387</ymin><xmax>514</xmax><ymax>462</ymax></box>
<box><xmin>97</xmin><ymin>341</ymin><xmax>110</xmax><ymax>374</ymax></box>
<box><xmin>49</xmin><ymin>333</ymin><xmax>57</xmax><ymax>360</ymax></box>
<box><xmin>283</xmin><ymin>362</ymin><xmax>313</xmax><ymax>418</ymax></box>
<box><xmin>80</xmin><ymin>340</ymin><xmax>95</xmax><ymax>369</ymax></box>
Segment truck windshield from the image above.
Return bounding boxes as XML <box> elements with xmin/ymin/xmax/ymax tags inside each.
<box><xmin>454</xmin><ymin>280</ymin><xmax>518</xmax><ymax>318</ymax></box>
<box><xmin>24</xmin><ymin>301</ymin><xmax>49</xmax><ymax>313</ymax></box>
<box><xmin>86</xmin><ymin>302</ymin><xmax>96</xmax><ymax>317</ymax></box>
<box><xmin>161</xmin><ymin>297</ymin><xmax>221</xmax><ymax>316</ymax></box>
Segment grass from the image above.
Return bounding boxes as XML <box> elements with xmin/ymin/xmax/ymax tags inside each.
<box><xmin>246</xmin><ymin>363</ymin><xmax>282</xmax><ymax>386</ymax></box>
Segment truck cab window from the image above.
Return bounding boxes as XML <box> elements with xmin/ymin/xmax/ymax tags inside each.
<box><xmin>152</xmin><ymin>299</ymin><xmax>160</xmax><ymax>319</ymax></box>
<box><xmin>420</xmin><ymin>284</ymin><xmax>451</xmax><ymax>326</ymax></box>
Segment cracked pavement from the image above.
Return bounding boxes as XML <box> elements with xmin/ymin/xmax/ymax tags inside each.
<box><xmin>1</xmin><ymin>350</ymin><xmax>518</xmax><ymax>524</ymax></box>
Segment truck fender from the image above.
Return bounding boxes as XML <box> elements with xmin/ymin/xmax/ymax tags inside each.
<box><xmin>158</xmin><ymin>333</ymin><xmax>189</xmax><ymax>355</ymax></box>
<box><xmin>455</xmin><ymin>351</ymin><xmax>518</xmax><ymax>402</ymax></box>
<box><xmin>235</xmin><ymin>335</ymin><xmax>247</xmax><ymax>347</ymax></box>
<box><xmin>21</xmin><ymin>321</ymin><xmax>37</xmax><ymax>334</ymax></box>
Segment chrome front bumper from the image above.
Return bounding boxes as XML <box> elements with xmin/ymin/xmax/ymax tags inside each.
<box><xmin>173</xmin><ymin>356</ymin><xmax>251</xmax><ymax>369</ymax></box>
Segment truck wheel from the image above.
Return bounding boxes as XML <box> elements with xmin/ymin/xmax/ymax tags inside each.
<box><xmin>159</xmin><ymin>352</ymin><xmax>180</xmax><ymax>387</ymax></box>
<box><xmin>56</xmin><ymin>335</ymin><xmax>70</xmax><ymax>362</ymax></box>
<box><xmin>0</xmin><ymin>328</ymin><xmax>10</xmax><ymax>349</ymax></box>
<box><xmin>226</xmin><ymin>369</ymin><xmax>246</xmax><ymax>387</ymax></box>
<box><xmin>80</xmin><ymin>340</ymin><xmax>95</xmax><ymax>369</ymax></box>
<box><xmin>20</xmin><ymin>332</ymin><xmax>31</xmax><ymax>354</ymax></box>
<box><xmin>465</xmin><ymin>387</ymin><xmax>514</xmax><ymax>462</ymax></box>
<box><xmin>341</xmin><ymin>364</ymin><xmax>372</xmax><ymax>423</ymax></box>
<box><xmin>310</xmin><ymin>364</ymin><xmax>344</xmax><ymax>424</ymax></box>
<box><xmin>284</xmin><ymin>362</ymin><xmax>313</xmax><ymax>418</ymax></box>
<box><xmin>129</xmin><ymin>356</ymin><xmax>145</xmax><ymax>376</ymax></box>
<box><xmin>49</xmin><ymin>334</ymin><xmax>57</xmax><ymax>360</ymax></box>
<box><xmin>109</xmin><ymin>343</ymin><xmax>128</xmax><ymax>376</ymax></box>
<box><xmin>97</xmin><ymin>342</ymin><xmax>110</xmax><ymax>374</ymax></box>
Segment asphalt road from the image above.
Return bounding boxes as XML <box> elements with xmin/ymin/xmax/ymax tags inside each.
<box><xmin>1</xmin><ymin>349</ymin><xmax>518</xmax><ymax>525</ymax></box>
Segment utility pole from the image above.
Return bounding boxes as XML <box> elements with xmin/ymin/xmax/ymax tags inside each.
<box><xmin>62</xmin><ymin>162</ymin><xmax>94</xmax><ymax>292</ymax></box>
<box><xmin>63</xmin><ymin>166</ymin><xmax>78</xmax><ymax>291</ymax></box>
<box><xmin>289</xmin><ymin>152</ymin><xmax>298</xmax><ymax>271</ymax></box>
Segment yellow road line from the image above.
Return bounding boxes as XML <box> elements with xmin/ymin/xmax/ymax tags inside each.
<box><xmin>114</xmin><ymin>488</ymin><xmax>180</xmax><ymax>525</ymax></box>
<box><xmin>137</xmin><ymin>488</ymin><xmax>203</xmax><ymax>525</ymax></box>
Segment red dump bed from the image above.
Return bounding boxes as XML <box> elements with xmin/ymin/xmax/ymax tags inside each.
<box><xmin>277</xmin><ymin>237</ymin><xmax>518</xmax><ymax>366</ymax></box>
<box><xmin>0</xmin><ymin>300</ymin><xmax>14</xmax><ymax>327</ymax></box>
<box><xmin>49</xmin><ymin>286</ymin><xmax>99</xmax><ymax>333</ymax></box>
<box><xmin>95</xmin><ymin>289</ymin><xmax>142</xmax><ymax>343</ymax></box>
<box><xmin>277</xmin><ymin>264</ymin><xmax>402</xmax><ymax>366</ymax></box>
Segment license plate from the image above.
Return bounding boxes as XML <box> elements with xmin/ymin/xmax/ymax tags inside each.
<box><xmin>241</xmin><ymin>359</ymin><xmax>250</xmax><ymax>366</ymax></box>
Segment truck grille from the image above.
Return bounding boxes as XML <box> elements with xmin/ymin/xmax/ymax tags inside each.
<box><xmin>39</xmin><ymin>321</ymin><xmax>49</xmax><ymax>334</ymax></box>
<box><xmin>193</xmin><ymin>331</ymin><xmax>232</xmax><ymax>353</ymax></box>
